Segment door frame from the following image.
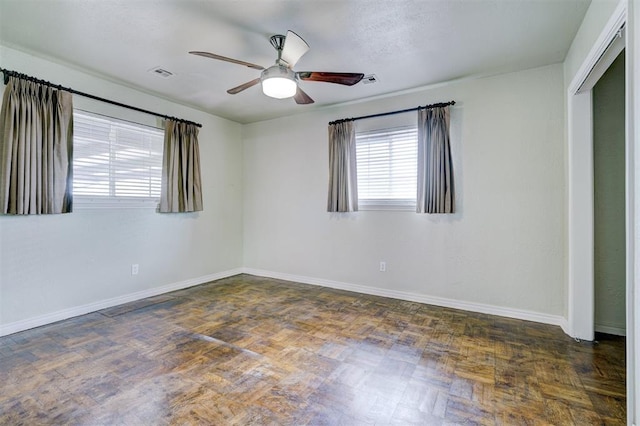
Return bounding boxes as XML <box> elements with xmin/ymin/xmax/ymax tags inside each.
<box><xmin>567</xmin><ymin>1</ymin><xmax>627</xmax><ymax>341</ymax></box>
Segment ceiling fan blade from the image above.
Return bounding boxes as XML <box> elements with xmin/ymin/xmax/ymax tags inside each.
<box><xmin>189</xmin><ymin>51</ymin><xmax>264</xmax><ymax>71</ymax></box>
<box><xmin>280</xmin><ymin>30</ymin><xmax>310</xmax><ymax>68</ymax></box>
<box><xmin>227</xmin><ymin>78</ymin><xmax>261</xmax><ymax>94</ymax></box>
<box><xmin>293</xmin><ymin>87</ymin><xmax>314</xmax><ymax>105</ymax></box>
<box><xmin>297</xmin><ymin>72</ymin><xmax>364</xmax><ymax>86</ymax></box>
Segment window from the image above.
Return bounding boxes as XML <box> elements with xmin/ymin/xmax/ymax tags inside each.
<box><xmin>73</xmin><ymin>111</ymin><xmax>164</xmax><ymax>208</ymax></box>
<box><xmin>356</xmin><ymin>125</ymin><xmax>418</xmax><ymax>210</ymax></box>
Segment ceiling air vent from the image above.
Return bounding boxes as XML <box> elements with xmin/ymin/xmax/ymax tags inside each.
<box><xmin>149</xmin><ymin>67</ymin><xmax>174</xmax><ymax>78</ymax></box>
<box><xmin>362</xmin><ymin>74</ymin><xmax>378</xmax><ymax>84</ymax></box>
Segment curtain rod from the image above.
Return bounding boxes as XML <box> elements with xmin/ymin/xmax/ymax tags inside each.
<box><xmin>329</xmin><ymin>101</ymin><xmax>455</xmax><ymax>126</ymax></box>
<box><xmin>0</xmin><ymin>67</ymin><xmax>202</xmax><ymax>128</ymax></box>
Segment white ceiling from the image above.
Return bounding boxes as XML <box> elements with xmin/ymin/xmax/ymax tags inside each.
<box><xmin>0</xmin><ymin>0</ymin><xmax>590</xmax><ymax>124</ymax></box>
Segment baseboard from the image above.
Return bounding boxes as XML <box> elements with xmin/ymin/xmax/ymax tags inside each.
<box><xmin>0</xmin><ymin>268</ymin><xmax>243</xmax><ymax>337</ymax></box>
<box><xmin>242</xmin><ymin>268</ymin><xmax>566</xmax><ymax>328</ymax></box>
<box><xmin>595</xmin><ymin>324</ymin><xmax>626</xmax><ymax>336</ymax></box>
<box><xmin>558</xmin><ymin>317</ymin><xmax>572</xmax><ymax>338</ymax></box>
<box><xmin>1</xmin><ymin>267</ymin><xmax>570</xmax><ymax>338</ymax></box>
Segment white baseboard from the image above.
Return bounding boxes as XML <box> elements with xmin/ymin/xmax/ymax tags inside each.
<box><xmin>595</xmin><ymin>324</ymin><xmax>626</xmax><ymax>336</ymax></box>
<box><xmin>1</xmin><ymin>267</ymin><xmax>570</xmax><ymax>338</ymax></box>
<box><xmin>0</xmin><ymin>268</ymin><xmax>243</xmax><ymax>337</ymax></box>
<box><xmin>242</xmin><ymin>268</ymin><xmax>567</xmax><ymax>329</ymax></box>
<box><xmin>558</xmin><ymin>317</ymin><xmax>572</xmax><ymax>337</ymax></box>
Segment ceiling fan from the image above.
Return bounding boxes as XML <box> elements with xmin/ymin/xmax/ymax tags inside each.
<box><xmin>189</xmin><ymin>30</ymin><xmax>364</xmax><ymax>105</ymax></box>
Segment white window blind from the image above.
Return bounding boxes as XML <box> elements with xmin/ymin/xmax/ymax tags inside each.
<box><xmin>356</xmin><ymin>125</ymin><xmax>417</xmax><ymax>209</ymax></box>
<box><xmin>73</xmin><ymin>111</ymin><xmax>164</xmax><ymax>208</ymax></box>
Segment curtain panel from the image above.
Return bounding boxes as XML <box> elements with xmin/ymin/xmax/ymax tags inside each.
<box><xmin>327</xmin><ymin>120</ymin><xmax>358</xmax><ymax>212</ymax></box>
<box><xmin>159</xmin><ymin>119</ymin><xmax>203</xmax><ymax>213</ymax></box>
<box><xmin>0</xmin><ymin>77</ymin><xmax>73</xmax><ymax>215</ymax></box>
<box><xmin>416</xmin><ymin>106</ymin><xmax>455</xmax><ymax>214</ymax></box>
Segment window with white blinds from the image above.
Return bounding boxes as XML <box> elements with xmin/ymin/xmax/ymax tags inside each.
<box><xmin>355</xmin><ymin>125</ymin><xmax>418</xmax><ymax>210</ymax></box>
<box><xmin>73</xmin><ymin>111</ymin><xmax>164</xmax><ymax>208</ymax></box>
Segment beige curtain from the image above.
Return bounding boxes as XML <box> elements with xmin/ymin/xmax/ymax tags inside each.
<box><xmin>417</xmin><ymin>106</ymin><xmax>454</xmax><ymax>213</ymax></box>
<box><xmin>159</xmin><ymin>119</ymin><xmax>203</xmax><ymax>213</ymax></box>
<box><xmin>327</xmin><ymin>120</ymin><xmax>358</xmax><ymax>212</ymax></box>
<box><xmin>0</xmin><ymin>77</ymin><xmax>73</xmax><ymax>215</ymax></box>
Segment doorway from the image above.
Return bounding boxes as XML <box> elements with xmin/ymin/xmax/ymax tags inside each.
<box><xmin>566</xmin><ymin>4</ymin><xmax>633</xmax><ymax>422</ymax></box>
<box><xmin>593</xmin><ymin>51</ymin><xmax>626</xmax><ymax>337</ymax></box>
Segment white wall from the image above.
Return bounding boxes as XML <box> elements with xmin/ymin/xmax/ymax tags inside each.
<box><xmin>243</xmin><ymin>64</ymin><xmax>566</xmax><ymax>320</ymax></box>
<box><xmin>0</xmin><ymin>46</ymin><xmax>244</xmax><ymax>333</ymax></box>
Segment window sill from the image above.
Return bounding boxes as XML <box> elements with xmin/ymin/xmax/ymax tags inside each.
<box><xmin>73</xmin><ymin>198</ymin><xmax>159</xmax><ymax>210</ymax></box>
<box><xmin>358</xmin><ymin>200</ymin><xmax>416</xmax><ymax>212</ymax></box>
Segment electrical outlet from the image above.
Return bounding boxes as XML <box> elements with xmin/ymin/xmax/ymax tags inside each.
<box><xmin>131</xmin><ymin>264</ymin><xmax>139</xmax><ymax>275</ymax></box>
<box><xmin>379</xmin><ymin>261</ymin><xmax>386</xmax><ymax>272</ymax></box>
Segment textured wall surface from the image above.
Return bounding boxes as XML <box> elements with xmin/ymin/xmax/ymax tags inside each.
<box><xmin>243</xmin><ymin>64</ymin><xmax>566</xmax><ymax>317</ymax></box>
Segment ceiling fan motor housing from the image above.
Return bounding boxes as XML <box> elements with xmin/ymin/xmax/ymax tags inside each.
<box><xmin>261</xmin><ymin>65</ymin><xmax>296</xmax><ymax>81</ymax></box>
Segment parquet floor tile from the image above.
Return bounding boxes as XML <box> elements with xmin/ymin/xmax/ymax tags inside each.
<box><xmin>0</xmin><ymin>274</ymin><xmax>626</xmax><ymax>425</ymax></box>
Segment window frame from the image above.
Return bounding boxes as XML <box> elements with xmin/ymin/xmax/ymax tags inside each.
<box><xmin>355</xmin><ymin>123</ymin><xmax>418</xmax><ymax>212</ymax></box>
<box><xmin>72</xmin><ymin>110</ymin><xmax>164</xmax><ymax>210</ymax></box>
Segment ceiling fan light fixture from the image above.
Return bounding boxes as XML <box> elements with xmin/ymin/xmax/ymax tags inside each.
<box><xmin>261</xmin><ymin>65</ymin><xmax>297</xmax><ymax>99</ymax></box>
<box><xmin>190</xmin><ymin>30</ymin><xmax>364</xmax><ymax>105</ymax></box>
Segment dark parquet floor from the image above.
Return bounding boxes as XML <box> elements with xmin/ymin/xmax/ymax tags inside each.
<box><xmin>0</xmin><ymin>274</ymin><xmax>626</xmax><ymax>425</ymax></box>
